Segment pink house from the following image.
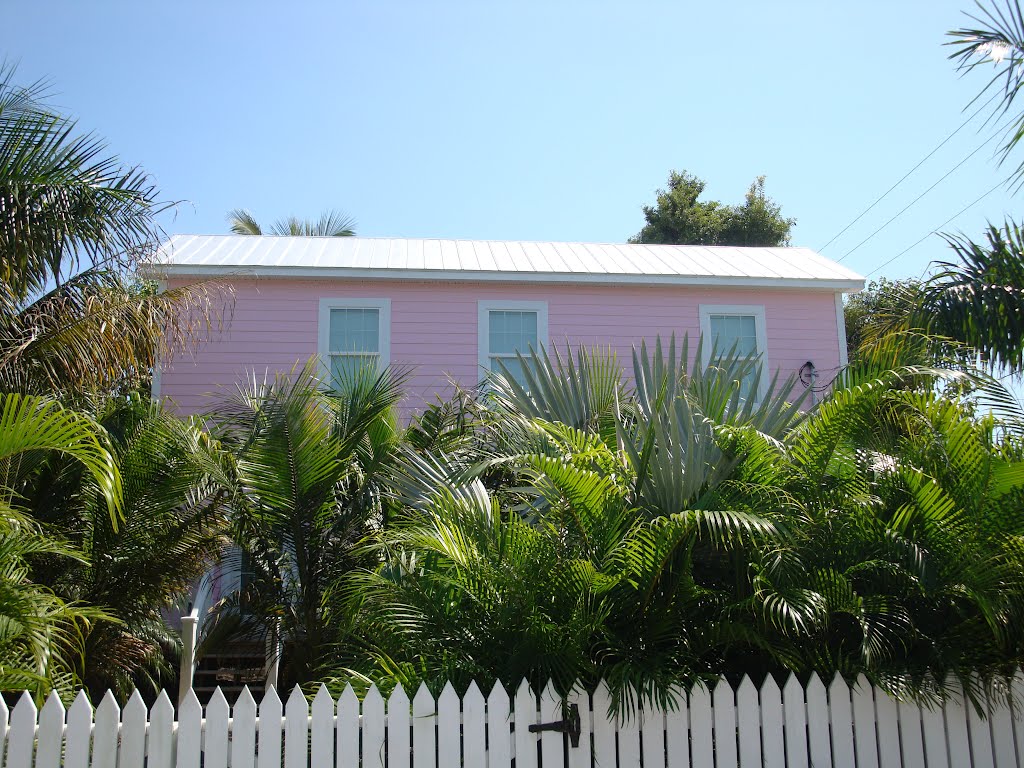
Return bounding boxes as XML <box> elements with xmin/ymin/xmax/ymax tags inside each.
<box><xmin>150</xmin><ymin>235</ymin><xmax>864</xmax><ymax>415</ymax></box>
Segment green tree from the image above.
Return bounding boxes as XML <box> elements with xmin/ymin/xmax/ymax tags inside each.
<box><xmin>629</xmin><ymin>170</ymin><xmax>795</xmax><ymax>246</ymax></box>
<box><xmin>934</xmin><ymin>2</ymin><xmax>1024</xmax><ymax>372</ymax></box>
<box><xmin>0</xmin><ymin>62</ymin><xmax>226</xmax><ymax>698</ymax></box>
<box><xmin>326</xmin><ymin>342</ymin><xmax>1024</xmax><ymax>710</ymax></box>
<box><xmin>207</xmin><ymin>361</ymin><xmax>405</xmax><ymax>688</ymax></box>
<box><xmin>227</xmin><ymin>209</ymin><xmax>357</xmax><ymax>237</ymax></box>
<box><xmin>17</xmin><ymin>395</ymin><xmax>232</xmax><ymax>699</ymax></box>
<box><xmin>0</xmin><ymin>393</ymin><xmax>122</xmax><ymax>699</ymax></box>
<box><xmin>843</xmin><ymin>277</ymin><xmax>923</xmax><ymax>363</ymax></box>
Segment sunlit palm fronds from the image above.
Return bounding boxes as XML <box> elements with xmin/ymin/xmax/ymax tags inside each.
<box><xmin>0</xmin><ymin>63</ymin><xmax>164</xmax><ymax>307</ymax></box>
<box><xmin>227</xmin><ymin>209</ymin><xmax>357</xmax><ymax>237</ymax></box>
<box><xmin>948</xmin><ymin>0</ymin><xmax>1024</xmax><ymax>184</ymax></box>
<box><xmin>208</xmin><ymin>360</ymin><xmax>405</xmax><ymax>687</ymax></box>
<box><xmin>0</xmin><ymin>268</ymin><xmax>231</xmax><ymax>397</ymax></box>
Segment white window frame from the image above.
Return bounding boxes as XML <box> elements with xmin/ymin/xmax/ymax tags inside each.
<box><xmin>699</xmin><ymin>304</ymin><xmax>769</xmax><ymax>402</ymax></box>
<box><xmin>317</xmin><ymin>298</ymin><xmax>391</xmax><ymax>382</ymax></box>
<box><xmin>478</xmin><ymin>300</ymin><xmax>549</xmax><ymax>379</ymax></box>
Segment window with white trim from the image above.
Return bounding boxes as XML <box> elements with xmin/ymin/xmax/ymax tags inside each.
<box><xmin>317</xmin><ymin>298</ymin><xmax>390</xmax><ymax>384</ymax></box>
<box><xmin>478</xmin><ymin>300</ymin><xmax>548</xmax><ymax>387</ymax></box>
<box><xmin>699</xmin><ymin>304</ymin><xmax>768</xmax><ymax>401</ymax></box>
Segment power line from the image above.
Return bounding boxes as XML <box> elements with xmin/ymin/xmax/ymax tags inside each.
<box><xmin>819</xmin><ymin>93</ymin><xmax>997</xmax><ymax>253</ymax></box>
<box><xmin>864</xmin><ymin>183</ymin><xmax>999</xmax><ymax>280</ymax></box>
<box><xmin>837</xmin><ymin>134</ymin><xmax>999</xmax><ymax>264</ymax></box>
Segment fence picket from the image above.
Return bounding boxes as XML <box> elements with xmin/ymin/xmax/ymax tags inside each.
<box><xmin>783</xmin><ymin>674</ymin><xmax>809</xmax><ymax>768</ymax></box>
<box><xmin>6</xmin><ymin>692</ymin><xmax>36</xmax><ymax>768</ymax></box>
<box><xmin>363</xmin><ymin>685</ymin><xmax>386</xmax><ymax>768</ymax></box>
<box><xmin>204</xmin><ymin>688</ymin><xmax>230</xmax><ymax>768</ymax></box>
<box><xmin>411</xmin><ymin>683</ymin><xmax>436</xmax><ymax>768</ymax></box>
<box><xmin>988</xmin><ymin>692</ymin><xmax>1016</xmax><ymax>768</ymax></box>
<box><xmin>438</xmin><ymin>682</ymin><xmax>461</xmax><ymax>768</ymax></box>
<box><xmin>488</xmin><ymin>681</ymin><xmax>513</xmax><ymax>768</ymax></box>
<box><xmin>0</xmin><ymin>693</ymin><xmax>8</xmax><ymax>768</ymax></box>
<box><xmin>967</xmin><ymin>693</ymin><xmax>996</xmax><ymax>768</ymax></box>
<box><xmin>851</xmin><ymin>675</ymin><xmax>879</xmax><ymax>768</ymax></box>
<box><xmin>712</xmin><ymin>678</ymin><xmax>737</xmax><ymax>768</ymax></box>
<box><xmin>257</xmin><ymin>685</ymin><xmax>283</xmax><ymax>768</ymax></box>
<box><xmin>232</xmin><ymin>687</ymin><xmax>258</xmax><ymax>768</ymax></box>
<box><xmin>665</xmin><ymin>685</ymin><xmax>689</xmax><ymax>768</ymax></box>
<box><xmin>875</xmin><ymin>690</ymin><xmax>901</xmax><ymax>768</ymax></box>
<box><xmin>760</xmin><ymin>676</ymin><xmax>784</xmax><ymax>768</ymax></box>
<box><xmin>388</xmin><ymin>684</ymin><xmax>411</xmax><ymax>768</ymax></box>
<box><xmin>514</xmin><ymin>680</ymin><xmax>539</xmax><ymax>768</ymax></box>
<box><xmin>463</xmin><ymin>682</ymin><xmax>487</xmax><ymax>768</ymax></box>
<box><xmin>689</xmin><ymin>684</ymin><xmax>713</xmax><ymax>768</ymax></box>
<box><xmin>91</xmin><ymin>691</ymin><xmax>120</xmax><ymax>768</ymax></box>
<box><xmin>284</xmin><ymin>687</ymin><xmax>309</xmax><ymax>768</ymax></box>
<box><xmin>942</xmin><ymin>679</ymin><xmax>972</xmax><ymax>768</ymax></box>
<box><xmin>37</xmin><ymin>690</ymin><xmax>66</xmax><ymax>768</ymax></box>
<box><xmin>337</xmin><ymin>686</ymin><xmax>360</xmax><ymax>768</ymax></box>
<box><xmin>567</xmin><ymin>684</ymin><xmax>592</xmax><ymax>768</ymax></box>
<box><xmin>177</xmin><ymin>689</ymin><xmax>202</xmax><ymax>768</ymax></box>
<box><xmin>1013</xmin><ymin>672</ymin><xmax>1024</xmax><ymax>767</ymax></box>
<box><xmin>65</xmin><ymin>690</ymin><xmax>93</xmax><ymax>768</ymax></box>
<box><xmin>591</xmin><ymin>681</ymin><xmax>616</xmax><ymax>768</ymax></box>
<box><xmin>736</xmin><ymin>676</ymin><xmax>760</xmax><ymax>768</ymax></box>
<box><xmin>920</xmin><ymin>698</ymin><xmax>949</xmax><ymax>768</ymax></box>
<box><xmin>311</xmin><ymin>685</ymin><xmax>335</xmax><ymax>768</ymax></box>
<box><xmin>641</xmin><ymin>697</ymin><xmax>666</xmax><ymax>768</ymax></box>
<box><xmin>897</xmin><ymin>698</ymin><xmax>926</xmax><ymax>768</ymax></box>
<box><xmin>828</xmin><ymin>674</ymin><xmax>855</xmax><ymax>768</ymax></box>
<box><xmin>6</xmin><ymin>673</ymin><xmax>1024</xmax><ymax>768</ymax></box>
<box><xmin>147</xmin><ymin>691</ymin><xmax>175</xmax><ymax>768</ymax></box>
<box><xmin>538</xmin><ymin>681</ymin><xmax>563</xmax><ymax>767</ymax></box>
<box><xmin>806</xmin><ymin>673</ymin><xmax>832</xmax><ymax>768</ymax></box>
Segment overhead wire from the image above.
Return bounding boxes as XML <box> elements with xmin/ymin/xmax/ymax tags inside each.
<box><xmin>819</xmin><ymin>93</ymin><xmax>998</xmax><ymax>253</ymax></box>
<box><xmin>863</xmin><ymin>181</ymin><xmax>1004</xmax><ymax>278</ymax></box>
<box><xmin>837</xmin><ymin>133</ymin><xmax>1000</xmax><ymax>264</ymax></box>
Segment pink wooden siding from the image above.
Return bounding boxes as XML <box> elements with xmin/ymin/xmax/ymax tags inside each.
<box><xmin>159</xmin><ymin>278</ymin><xmax>845</xmax><ymax>417</ymax></box>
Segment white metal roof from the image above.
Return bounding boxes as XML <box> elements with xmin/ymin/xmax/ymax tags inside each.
<box><xmin>148</xmin><ymin>235</ymin><xmax>864</xmax><ymax>291</ymax></box>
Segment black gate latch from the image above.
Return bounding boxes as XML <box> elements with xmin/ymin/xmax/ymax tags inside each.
<box><xmin>529</xmin><ymin>703</ymin><xmax>581</xmax><ymax>748</ymax></box>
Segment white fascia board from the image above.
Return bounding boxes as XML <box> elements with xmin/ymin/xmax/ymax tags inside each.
<box><xmin>148</xmin><ymin>264</ymin><xmax>865</xmax><ymax>292</ymax></box>
<box><xmin>835</xmin><ymin>292</ymin><xmax>849</xmax><ymax>368</ymax></box>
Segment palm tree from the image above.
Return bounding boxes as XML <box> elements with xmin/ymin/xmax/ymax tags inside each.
<box><xmin>0</xmin><ymin>63</ymin><xmax>230</xmax><ymax>698</ymax></box>
<box><xmin>0</xmin><ymin>64</ymin><xmax>161</xmax><ymax>308</ymax></box>
<box><xmin>0</xmin><ymin>392</ymin><xmax>122</xmax><ymax>699</ymax></box>
<box><xmin>206</xmin><ymin>360</ymin><xmax>404</xmax><ymax>687</ymax></box>
<box><xmin>0</xmin><ymin>63</ymin><xmax>228</xmax><ymax>399</ymax></box>
<box><xmin>329</xmin><ymin>340</ymin><xmax>1024</xmax><ymax>710</ymax></box>
<box><xmin>17</xmin><ymin>394</ymin><xmax>233</xmax><ymax>699</ymax></box>
<box><xmin>932</xmin><ymin>3</ymin><xmax>1024</xmax><ymax>371</ymax></box>
<box><xmin>227</xmin><ymin>209</ymin><xmax>357</xmax><ymax>237</ymax></box>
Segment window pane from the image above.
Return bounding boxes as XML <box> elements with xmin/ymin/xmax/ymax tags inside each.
<box><xmin>710</xmin><ymin>314</ymin><xmax>758</xmax><ymax>356</ymax></box>
<box><xmin>709</xmin><ymin>313</ymin><xmax>761</xmax><ymax>400</ymax></box>
<box><xmin>330</xmin><ymin>354</ymin><xmax>377</xmax><ymax>382</ymax></box>
<box><xmin>489</xmin><ymin>310</ymin><xmax>538</xmax><ymax>355</ymax></box>
<box><xmin>330</xmin><ymin>308</ymin><xmax>380</xmax><ymax>353</ymax></box>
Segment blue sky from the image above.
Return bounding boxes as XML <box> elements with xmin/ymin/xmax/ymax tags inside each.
<box><xmin>3</xmin><ymin>1</ymin><xmax>1020</xmax><ymax>284</ymax></box>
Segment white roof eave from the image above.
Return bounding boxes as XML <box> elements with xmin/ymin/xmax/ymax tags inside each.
<box><xmin>142</xmin><ymin>262</ymin><xmax>864</xmax><ymax>292</ymax></box>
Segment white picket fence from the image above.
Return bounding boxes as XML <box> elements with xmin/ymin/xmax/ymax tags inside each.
<box><xmin>4</xmin><ymin>672</ymin><xmax>1024</xmax><ymax>768</ymax></box>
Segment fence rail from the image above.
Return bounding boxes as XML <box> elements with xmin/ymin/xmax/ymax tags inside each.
<box><xmin>5</xmin><ymin>672</ymin><xmax>1024</xmax><ymax>767</ymax></box>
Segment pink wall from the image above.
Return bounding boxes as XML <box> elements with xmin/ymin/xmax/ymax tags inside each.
<box><xmin>159</xmin><ymin>277</ymin><xmax>845</xmax><ymax>417</ymax></box>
